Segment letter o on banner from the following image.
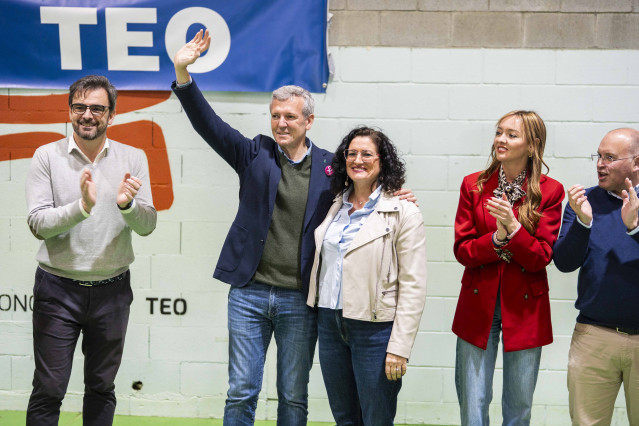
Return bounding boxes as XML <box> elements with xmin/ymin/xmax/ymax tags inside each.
<box><xmin>165</xmin><ymin>7</ymin><xmax>231</xmax><ymax>73</ymax></box>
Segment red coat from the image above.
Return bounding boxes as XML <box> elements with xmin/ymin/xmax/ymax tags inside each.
<box><xmin>452</xmin><ymin>171</ymin><xmax>564</xmax><ymax>352</ymax></box>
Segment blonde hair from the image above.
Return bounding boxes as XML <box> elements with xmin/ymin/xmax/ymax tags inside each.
<box><xmin>476</xmin><ymin>110</ymin><xmax>549</xmax><ymax>234</ymax></box>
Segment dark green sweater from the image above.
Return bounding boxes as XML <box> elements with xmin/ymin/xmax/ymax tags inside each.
<box><xmin>254</xmin><ymin>151</ymin><xmax>311</xmax><ymax>289</ymax></box>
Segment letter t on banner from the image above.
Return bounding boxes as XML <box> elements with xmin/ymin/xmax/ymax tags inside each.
<box><xmin>40</xmin><ymin>7</ymin><xmax>97</xmax><ymax>70</ymax></box>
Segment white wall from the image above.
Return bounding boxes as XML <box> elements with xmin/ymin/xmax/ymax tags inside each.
<box><xmin>1</xmin><ymin>46</ymin><xmax>636</xmax><ymax>425</ymax></box>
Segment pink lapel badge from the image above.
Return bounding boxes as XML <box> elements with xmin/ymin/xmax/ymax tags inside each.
<box><xmin>324</xmin><ymin>165</ymin><xmax>334</xmax><ymax>176</ymax></box>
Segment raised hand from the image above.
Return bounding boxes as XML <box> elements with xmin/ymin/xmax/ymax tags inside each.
<box><xmin>621</xmin><ymin>177</ymin><xmax>639</xmax><ymax>231</ymax></box>
<box><xmin>566</xmin><ymin>184</ymin><xmax>592</xmax><ymax>226</ymax></box>
<box><xmin>174</xmin><ymin>29</ymin><xmax>211</xmax><ymax>83</ymax></box>
<box><xmin>117</xmin><ymin>173</ymin><xmax>142</xmax><ymax>208</ymax></box>
<box><xmin>80</xmin><ymin>168</ymin><xmax>96</xmax><ymax>213</ymax></box>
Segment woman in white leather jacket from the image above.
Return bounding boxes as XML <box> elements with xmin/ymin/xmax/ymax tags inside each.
<box><xmin>306</xmin><ymin>126</ymin><xmax>427</xmax><ymax>426</ymax></box>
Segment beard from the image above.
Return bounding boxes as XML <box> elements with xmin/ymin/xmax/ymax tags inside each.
<box><xmin>72</xmin><ymin>117</ymin><xmax>107</xmax><ymax>141</ymax></box>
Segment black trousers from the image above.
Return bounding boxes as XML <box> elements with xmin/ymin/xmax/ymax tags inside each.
<box><xmin>27</xmin><ymin>268</ymin><xmax>133</xmax><ymax>426</ymax></box>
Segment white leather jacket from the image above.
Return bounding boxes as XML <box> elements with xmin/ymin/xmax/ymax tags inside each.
<box><xmin>307</xmin><ymin>191</ymin><xmax>428</xmax><ymax>359</ymax></box>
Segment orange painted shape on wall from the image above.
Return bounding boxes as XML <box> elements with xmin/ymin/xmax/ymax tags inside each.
<box><xmin>0</xmin><ymin>132</ymin><xmax>65</xmax><ymax>161</ymax></box>
<box><xmin>107</xmin><ymin>121</ymin><xmax>173</xmax><ymax>211</ymax></box>
<box><xmin>0</xmin><ymin>91</ymin><xmax>171</xmax><ymax>124</ymax></box>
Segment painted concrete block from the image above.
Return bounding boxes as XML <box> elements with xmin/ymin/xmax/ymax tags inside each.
<box><xmin>410</xmin><ymin>120</ymin><xmax>492</xmax><ymax>156</ymax></box>
<box><xmin>593</xmin><ymin>86</ymin><xmax>639</xmax><ymax>122</ymax></box>
<box><xmin>121</xmin><ymin>323</ymin><xmax>149</xmax><ymax>360</ymax></box>
<box><xmin>128</xmin><ymin>396</ymin><xmax>199</xmax><ymax>417</ymax></box>
<box><xmin>404</xmin><ymin>401</ymin><xmax>461</xmax><ymax>425</ymax></box>
<box><xmin>150</xmin><ymin>254</ymin><xmax>219</xmax><ymax>292</ymax></box>
<box><xmin>412</xmin><ymin>48</ymin><xmax>483</xmax><ymax>84</ymax></box>
<box><xmin>10</xmin><ymin>355</ymin><xmax>34</xmax><ymax>392</ymax></box>
<box><xmin>405</xmin><ymin>155</ymin><xmax>449</xmax><ymax>191</ymax></box>
<box><xmin>378</xmin><ymin>84</ymin><xmax>449</xmax><ymax>120</ymax></box>
<box><xmin>340</xmin><ymin>47</ymin><xmax>411</xmax><ymax>82</ymax></box>
<box><xmin>449</xmin><ymin>156</ymin><xmax>496</xmax><ymax>192</ymax></box>
<box><xmin>420</xmin><ymin>296</ymin><xmax>457</xmax><ymax>332</ymax></box>
<box><xmin>520</xmin><ymin>85</ymin><xmax>593</xmax><ymax>122</ymax></box>
<box><xmin>0</xmin><ymin>218</ymin><xmax>9</xmax><ymax>254</ymax></box>
<box><xmin>115</xmin><ymin>359</ymin><xmax>181</xmax><ymax>395</ymax></box>
<box><xmin>552</xmin><ymin>122</ymin><xmax>615</xmax><ymax>158</ymax></box>
<box><xmin>129</xmin><ymin>255</ymin><xmax>151</xmax><ymax>290</ymax></box>
<box><xmin>411</xmin><ymin>332</ymin><xmax>458</xmax><ymax>367</ymax></box>
<box><xmin>425</xmin><ymin>226</ymin><xmax>455</xmax><ymax>262</ymax></box>
<box><xmin>548</xmin><ymin>266</ymin><xmax>579</xmax><ymax>302</ymax></box>
<box><xmin>425</xmin><ymin>261</ymin><xmax>464</xmax><ymax>298</ymax></box>
<box><xmin>484</xmin><ymin>49</ymin><xmax>556</xmax><ymax>84</ymax></box>
<box><xmin>180</xmin><ymin>222</ymin><xmax>231</xmax><ymax>258</ymax></box>
<box><xmin>0</xmin><ymin>356</ymin><xmax>10</xmax><ymax>389</ymax></box>
<box><xmin>399</xmin><ymin>367</ymin><xmax>445</xmax><ymax>401</ymax></box>
<box><xmin>557</xmin><ymin>50</ymin><xmax>628</xmax><ymax>85</ymax></box>
<box><xmin>449</xmin><ymin>85</ymin><xmax>524</xmax><ymax>120</ymax></box>
<box><xmin>418</xmin><ymin>191</ymin><xmax>459</xmax><ymax>227</ymax></box>
<box><xmin>180</xmin><ymin>149</ymin><xmax>238</xmax><ymax>186</ymax></box>
<box><xmin>549</xmin><ymin>300</ymin><xmax>579</xmax><ymax>336</ymax></box>
<box><xmin>315</xmin><ymin>83</ymin><xmax>379</xmax><ymax>119</ymax></box>
<box><xmin>539</xmin><ymin>335</ymin><xmax>571</xmax><ymax>370</ymax></box>
<box><xmin>131</xmin><ymin>220</ymin><xmax>180</xmax><ymax>256</ymax></box>
<box><xmin>149</xmin><ymin>326</ymin><xmax>227</xmax><ymax>362</ymax></box>
<box><xmin>0</xmin><ymin>322</ymin><xmax>32</xmax><ymax>356</ymax></box>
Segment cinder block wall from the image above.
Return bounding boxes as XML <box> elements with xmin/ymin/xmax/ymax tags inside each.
<box><xmin>1</xmin><ymin>2</ymin><xmax>637</xmax><ymax>425</ymax></box>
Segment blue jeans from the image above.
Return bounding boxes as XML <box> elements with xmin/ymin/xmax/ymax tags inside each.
<box><xmin>455</xmin><ymin>299</ymin><xmax>542</xmax><ymax>426</ymax></box>
<box><xmin>224</xmin><ymin>281</ymin><xmax>317</xmax><ymax>426</ymax></box>
<box><xmin>317</xmin><ymin>308</ymin><xmax>401</xmax><ymax>426</ymax></box>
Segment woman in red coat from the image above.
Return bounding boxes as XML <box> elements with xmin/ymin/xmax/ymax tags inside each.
<box><xmin>452</xmin><ymin>111</ymin><xmax>564</xmax><ymax>426</ymax></box>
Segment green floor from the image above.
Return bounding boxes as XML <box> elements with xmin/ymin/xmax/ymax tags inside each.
<box><xmin>0</xmin><ymin>410</ymin><xmax>450</xmax><ymax>425</ymax></box>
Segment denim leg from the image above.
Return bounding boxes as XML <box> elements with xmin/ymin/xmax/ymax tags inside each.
<box><xmin>501</xmin><ymin>344</ymin><xmax>541</xmax><ymax>426</ymax></box>
<box><xmin>345</xmin><ymin>317</ymin><xmax>400</xmax><ymax>426</ymax></box>
<box><xmin>225</xmin><ymin>284</ymin><xmax>273</xmax><ymax>426</ymax></box>
<box><xmin>317</xmin><ymin>309</ymin><xmax>363</xmax><ymax>426</ymax></box>
<box><xmin>272</xmin><ymin>287</ymin><xmax>317</xmax><ymax>426</ymax></box>
<box><xmin>455</xmin><ymin>311</ymin><xmax>501</xmax><ymax>426</ymax></box>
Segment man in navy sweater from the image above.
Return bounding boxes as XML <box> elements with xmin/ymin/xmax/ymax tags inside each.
<box><xmin>554</xmin><ymin>128</ymin><xmax>639</xmax><ymax>425</ymax></box>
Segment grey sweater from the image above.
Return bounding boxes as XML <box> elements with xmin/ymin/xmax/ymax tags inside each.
<box><xmin>26</xmin><ymin>137</ymin><xmax>157</xmax><ymax>281</ymax></box>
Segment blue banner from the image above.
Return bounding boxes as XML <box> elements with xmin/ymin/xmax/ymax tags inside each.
<box><xmin>0</xmin><ymin>0</ymin><xmax>329</xmax><ymax>92</ymax></box>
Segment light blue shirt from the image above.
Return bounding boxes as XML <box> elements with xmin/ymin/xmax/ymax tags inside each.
<box><xmin>318</xmin><ymin>186</ymin><xmax>382</xmax><ymax>309</ymax></box>
<box><xmin>277</xmin><ymin>139</ymin><xmax>313</xmax><ymax>164</ymax></box>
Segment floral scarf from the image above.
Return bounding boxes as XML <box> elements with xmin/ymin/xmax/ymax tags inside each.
<box><xmin>493</xmin><ymin>166</ymin><xmax>526</xmax><ymax>204</ymax></box>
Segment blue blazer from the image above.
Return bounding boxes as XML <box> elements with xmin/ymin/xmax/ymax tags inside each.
<box><xmin>172</xmin><ymin>79</ymin><xmax>334</xmax><ymax>297</ymax></box>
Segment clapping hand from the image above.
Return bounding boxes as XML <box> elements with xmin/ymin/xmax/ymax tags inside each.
<box><xmin>621</xmin><ymin>177</ymin><xmax>639</xmax><ymax>231</ymax></box>
<box><xmin>566</xmin><ymin>184</ymin><xmax>593</xmax><ymax>226</ymax></box>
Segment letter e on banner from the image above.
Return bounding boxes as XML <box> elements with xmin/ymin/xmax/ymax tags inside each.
<box><xmin>106</xmin><ymin>8</ymin><xmax>159</xmax><ymax>71</ymax></box>
<box><xmin>165</xmin><ymin>7</ymin><xmax>231</xmax><ymax>73</ymax></box>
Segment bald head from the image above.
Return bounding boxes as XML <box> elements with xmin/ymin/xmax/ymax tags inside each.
<box><xmin>596</xmin><ymin>128</ymin><xmax>639</xmax><ymax>195</ymax></box>
<box><xmin>603</xmin><ymin>128</ymin><xmax>639</xmax><ymax>155</ymax></box>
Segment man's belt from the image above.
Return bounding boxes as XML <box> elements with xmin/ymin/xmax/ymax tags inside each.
<box><xmin>604</xmin><ymin>325</ymin><xmax>639</xmax><ymax>336</ymax></box>
<box><xmin>72</xmin><ymin>271</ymin><xmax>127</xmax><ymax>287</ymax></box>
